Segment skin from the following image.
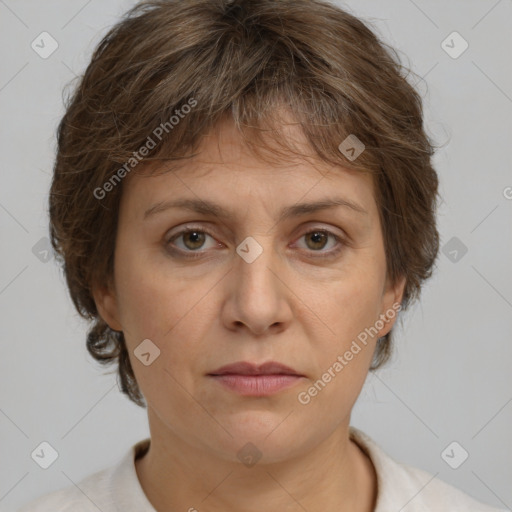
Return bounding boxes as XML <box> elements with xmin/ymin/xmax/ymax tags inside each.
<box><xmin>93</xmin><ymin>113</ymin><xmax>405</xmax><ymax>512</ymax></box>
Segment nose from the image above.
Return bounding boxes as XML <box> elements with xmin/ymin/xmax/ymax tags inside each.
<box><xmin>220</xmin><ymin>236</ymin><xmax>293</xmax><ymax>337</ymax></box>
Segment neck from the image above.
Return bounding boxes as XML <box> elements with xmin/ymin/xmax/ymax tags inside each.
<box><xmin>135</xmin><ymin>410</ymin><xmax>377</xmax><ymax>512</ymax></box>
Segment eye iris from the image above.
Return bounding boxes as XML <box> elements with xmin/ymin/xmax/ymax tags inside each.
<box><xmin>183</xmin><ymin>231</ymin><xmax>205</xmax><ymax>250</ymax></box>
<box><xmin>306</xmin><ymin>231</ymin><xmax>328</xmax><ymax>250</ymax></box>
<box><xmin>178</xmin><ymin>230</ymin><xmax>332</xmax><ymax>252</ymax></box>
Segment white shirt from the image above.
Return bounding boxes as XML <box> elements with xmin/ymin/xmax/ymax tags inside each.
<box><xmin>17</xmin><ymin>427</ymin><xmax>506</xmax><ymax>511</ymax></box>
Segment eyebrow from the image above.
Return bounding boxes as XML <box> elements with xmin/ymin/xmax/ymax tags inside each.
<box><xmin>143</xmin><ymin>197</ymin><xmax>367</xmax><ymax>222</ymax></box>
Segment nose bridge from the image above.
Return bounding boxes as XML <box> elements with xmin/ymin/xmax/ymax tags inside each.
<box><xmin>234</xmin><ymin>234</ymin><xmax>279</xmax><ymax>293</ymax></box>
<box><xmin>226</xmin><ymin>233</ymin><xmax>287</xmax><ymax>332</ymax></box>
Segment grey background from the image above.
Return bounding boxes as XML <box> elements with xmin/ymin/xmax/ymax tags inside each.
<box><xmin>1</xmin><ymin>0</ymin><xmax>511</xmax><ymax>510</ymax></box>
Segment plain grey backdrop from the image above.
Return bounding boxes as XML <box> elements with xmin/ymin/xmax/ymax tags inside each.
<box><xmin>1</xmin><ymin>0</ymin><xmax>511</xmax><ymax>510</ymax></box>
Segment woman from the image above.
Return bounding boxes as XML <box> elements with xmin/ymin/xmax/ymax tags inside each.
<box><xmin>18</xmin><ymin>0</ymin><xmax>506</xmax><ymax>510</ymax></box>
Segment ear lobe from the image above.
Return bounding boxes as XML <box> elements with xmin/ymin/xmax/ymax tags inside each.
<box><xmin>378</xmin><ymin>274</ymin><xmax>406</xmax><ymax>337</ymax></box>
<box><xmin>92</xmin><ymin>281</ymin><xmax>123</xmax><ymax>332</ymax></box>
<box><xmin>388</xmin><ymin>274</ymin><xmax>406</xmax><ymax>308</ymax></box>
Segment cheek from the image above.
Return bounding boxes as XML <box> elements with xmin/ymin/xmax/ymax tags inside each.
<box><xmin>113</xmin><ymin>244</ymin><xmax>192</xmax><ymax>339</ymax></box>
<box><xmin>298</xmin><ymin>277</ymin><xmax>380</xmax><ymax>415</ymax></box>
<box><xmin>114</xmin><ymin>269</ymin><xmax>208</xmax><ymax>406</ymax></box>
<box><xmin>309</xmin><ymin>269</ymin><xmax>383</xmax><ymax>340</ymax></box>
<box><xmin>113</xmin><ymin>248</ymin><xmax>217</xmax><ymax>379</ymax></box>
<box><xmin>298</xmin><ymin>265</ymin><xmax>384</xmax><ymax>393</ymax></box>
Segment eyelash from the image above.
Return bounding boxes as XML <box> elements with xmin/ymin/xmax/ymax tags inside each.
<box><xmin>166</xmin><ymin>225</ymin><xmax>346</xmax><ymax>260</ymax></box>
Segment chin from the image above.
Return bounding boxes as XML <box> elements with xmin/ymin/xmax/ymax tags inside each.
<box><xmin>208</xmin><ymin>413</ymin><xmax>305</xmax><ymax>460</ymax></box>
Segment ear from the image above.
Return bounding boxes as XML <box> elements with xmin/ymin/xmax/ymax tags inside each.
<box><xmin>91</xmin><ymin>279</ymin><xmax>123</xmax><ymax>332</ymax></box>
<box><xmin>377</xmin><ymin>274</ymin><xmax>406</xmax><ymax>338</ymax></box>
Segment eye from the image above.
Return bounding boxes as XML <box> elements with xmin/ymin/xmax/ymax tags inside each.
<box><xmin>294</xmin><ymin>229</ymin><xmax>345</xmax><ymax>257</ymax></box>
<box><xmin>166</xmin><ymin>227</ymin><xmax>220</xmax><ymax>256</ymax></box>
<box><xmin>165</xmin><ymin>226</ymin><xmax>345</xmax><ymax>259</ymax></box>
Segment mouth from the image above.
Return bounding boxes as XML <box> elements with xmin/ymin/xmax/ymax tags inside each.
<box><xmin>207</xmin><ymin>361</ymin><xmax>305</xmax><ymax>396</ymax></box>
<box><xmin>208</xmin><ymin>360</ymin><xmax>303</xmax><ymax>376</ymax></box>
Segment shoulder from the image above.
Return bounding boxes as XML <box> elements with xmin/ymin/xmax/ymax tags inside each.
<box><xmin>389</xmin><ymin>461</ymin><xmax>505</xmax><ymax>511</ymax></box>
<box><xmin>349</xmin><ymin>427</ymin><xmax>507</xmax><ymax>512</ymax></box>
<box><xmin>15</xmin><ymin>467</ymin><xmax>112</xmax><ymax>512</ymax></box>
<box><xmin>16</xmin><ymin>439</ymin><xmax>151</xmax><ymax>512</ymax></box>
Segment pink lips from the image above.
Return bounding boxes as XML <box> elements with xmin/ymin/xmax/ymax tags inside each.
<box><xmin>208</xmin><ymin>361</ymin><xmax>305</xmax><ymax>396</ymax></box>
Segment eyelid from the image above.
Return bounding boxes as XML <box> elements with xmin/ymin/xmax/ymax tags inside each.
<box><xmin>165</xmin><ymin>223</ymin><xmax>348</xmax><ymax>257</ymax></box>
<box><xmin>296</xmin><ymin>223</ymin><xmax>347</xmax><ymax>241</ymax></box>
<box><xmin>166</xmin><ymin>222</ymin><xmax>347</xmax><ymax>240</ymax></box>
<box><xmin>166</xmin><ymin>225</ymin><xmax>221</xmax><ymax>247</ymax></box>
<box><xmin>291</xmin><ymin>226</ymin><xmax>347</xmax><ymax>256</ymax></box>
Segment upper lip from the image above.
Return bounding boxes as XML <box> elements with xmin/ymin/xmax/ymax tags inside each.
<box><xmin>208</xmin><ymin>361</ymin><xmax>303</xmax><ymax>376</ymax></box>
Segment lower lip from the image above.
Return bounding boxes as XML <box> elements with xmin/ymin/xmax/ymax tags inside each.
<box><xmin>209</xmin><ymin>374</ymin><xmax>303</xmax><ymax>396</ymax></box>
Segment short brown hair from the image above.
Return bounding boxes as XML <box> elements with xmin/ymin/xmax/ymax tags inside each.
<box><xmin>49</xmin><ymin>0</ymin><xmax>442</xmax><ymax>407</ymax></box>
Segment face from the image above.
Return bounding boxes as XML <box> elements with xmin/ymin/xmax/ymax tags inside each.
<box><xmin>94</xmin><ymin>115</ymin><xmax>405</xmax><ymax>464</ymax></box>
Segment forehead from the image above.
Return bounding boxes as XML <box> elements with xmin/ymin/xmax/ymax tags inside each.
<box><xmin>121</xmin><ymin>115</ymin><xmax>376</xmax><ymax>219</ymax></box>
